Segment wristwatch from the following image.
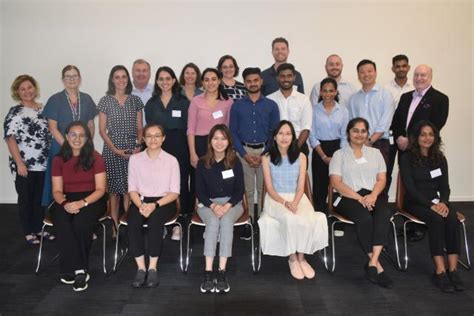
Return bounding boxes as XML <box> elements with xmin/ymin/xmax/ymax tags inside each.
<box><xmin>155</xmin><ymin>201</ymin><xmax>160</xmax><ymax>208</ymax></box>
<box><xmin>82</xmin><ymin>199</ymin><xmax>88</xmax><ymax>207</ymax></box>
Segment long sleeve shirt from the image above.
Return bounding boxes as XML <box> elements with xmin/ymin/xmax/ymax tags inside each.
<box><xmin>309</xmin><ymin>102</ymin><xmax>349</xmax><ymax>148</ymax></box>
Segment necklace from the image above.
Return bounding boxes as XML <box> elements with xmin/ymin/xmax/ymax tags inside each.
<box><xmin>65</xmin><ymin>90</ymin><xmax>81</xmax><ymax>121</ymax></box>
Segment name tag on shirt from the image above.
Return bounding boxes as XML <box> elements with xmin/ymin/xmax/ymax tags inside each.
<box><xmin>430</xmin><ymin>168</ymin><xmax>442</xmax><ymax>178</ymax></box>
<box><xmin>212</xmin><ymin>110</ymin><xmax>223</xmax><ymax>119</ymax></box>
<box><xmin>333</xmin><ymin>196</ymin><xmax>342</xmax><ymax>207</ymax></box>
<box><xmin>222</xmin><ymin>169</ymin><xmax>234</xmax><ymax>179</ymax></box>
<box><xmin>355</xmin><ymin>157</ymin><xmax>368</xmax><ymax>164</ymax></box>
<box><xmin>431</xmin><ymin>198</ymin><xmax>440</xmax><ymax>204</ymax></box>
<box><xmin>172</xmin><ymin>110</ymin><xmax>181</xmax><ymax>118</ymax></box>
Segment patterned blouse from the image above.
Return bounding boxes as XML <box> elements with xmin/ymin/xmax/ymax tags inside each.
<box><xmin>3</xmin><ymin>105</ymin><xmax>50</xmax><ymax>173</ymax></box>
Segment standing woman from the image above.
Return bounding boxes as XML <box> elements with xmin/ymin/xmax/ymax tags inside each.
<box><xmin>127</xmin><ymin>123</ymin><xmax>180</xmax><ymax>288</ymax></box>
<box><xmin>400</xmin><ymin>121</ymin><xmax>464</xmax><ymax>292</ymax></box>
<box><xmin>217</xmin><ymin>55</ymin><xmax>247</xmax><ymax>100</ymax></box>
<box><xmin>145</xmin><ymin>66</ymin><xmax>191</xmax><ymax>239</ymax></box>
<box><xmin>187</xmin><ymin>68</ymin><xmax>233</xmax><ymax>168</ymax></box>
<box><xmin>309</xmin><ymin>77</ymin><xmax>349</xmax><ymax>214</ymax></box>
<box><xmin>329</xmin><ymin>117</ymin><xmax>393</xmax><ymax>288</ymax></box>
<box><xmin>4</xmin><ymin>75</ymin><xmax>50</xmax><ymax>244</ymax></box>
<box><xmin>259</xmin><ymin>121</ymin><xmax>328</xmax><ymax>280</ymax></box>
<box><xmin>42</xmin><ymin>65</ymin><xmax>97</xmax><ymax>206</ymax></box>
<box><xmin>179</xmin><ymin>63</ymin><xmax>203</xmax><ymax>101</ymax></box>
<box><xmin>50</xmin><ymin>121</ymin><xmax>107</xmax><ymax>291</ymax></box>
<box><xmin>196</xmin><ymin>124</ymin><xmax>244</xmax><ymax>293</ymax></box>
<box><xmin>98</xmin><ymin>65</ymin><xmax>144</xmax><ymax>232</ymax></box>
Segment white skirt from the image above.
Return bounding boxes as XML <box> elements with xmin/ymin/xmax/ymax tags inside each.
<box><xmin>258</xmin><ymin>193</ymin><xmax>328</xmax><ymax>257</ymax></box>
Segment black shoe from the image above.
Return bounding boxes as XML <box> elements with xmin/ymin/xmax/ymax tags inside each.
<box><xmin>73</xmin><ymin>273</ymin><xmax>88</xmax><ymax>292</ymax></box>
<box><xmin>447</xmin><ymin>270</ymin><xmax>465</xmax><ymax>291</ymax></box>
<box><xmin>200</xmin><ymin>271</ymin><xmax>215</xmax><ymax>293</ymax></box>
<box><xmin>432</xmin><ymin>272</ymin><xmax>455</xmax><ymax>293</ymax></box>
<box><xmin>215</xmin><ymin>270</ymin><xmax>230</xmax><ymax>293</ymax></box>
<box><xmin>61</xmin><ymin>273</ymin><xmax>89</xmax><ymax>285</ymax></box>
<box><xmin>365</xmin><ymin>265</ymin><xmax>378</xmax><ymax>284</ymax></box>
<box><xmin>377</xmin><ymin>271</ymin><xmax>394</xmax><ymax>289</ymax></box>
<box><xmin>132</xmin><ymin>269</ymin><xmax>147</xmax><ymax>288</ymax></box>
<box><xmin>146</xmin><ymin>269</ymin><xmax>159</xmax><ymax>287</ymax></box>
<box><xmin>240</xmin><ymin>226</ymin><xmax>252</xmax><ymax>241</ymax></box>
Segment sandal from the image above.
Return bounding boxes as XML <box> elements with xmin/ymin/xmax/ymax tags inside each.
<box><xmin>25</xmin><ymin>234</ymin><xmax>40</xmax><ymax>245</ymax></box>
<box><xmin>37</xmin><ymin>231</ymin><xmax>56</xmax><ymax>241</ymax></box>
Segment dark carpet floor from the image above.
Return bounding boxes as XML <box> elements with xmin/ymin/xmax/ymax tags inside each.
<box><xmin>0</xmin><ymin>203</ymin><xmax>473</xmax><ymax>315</ymax></box>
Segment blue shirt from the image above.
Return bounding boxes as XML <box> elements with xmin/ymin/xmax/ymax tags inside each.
<box><xmin>309</xmin><ymin>102</ymin><xmax>349</xmax><ymax>148</ymax></box>
<box><xmin>347</xmin><ymin>84</ymin><xmax>394</xmax><ymax>139</ymax></box>
<box><xmin>261</xmin><ymin>65</ymin><xmax>304</xmax><ymax>96</ymax></box>
<box><xmin>230</xmin><ymin>95</ymin><xmax>280</xmax><ymax>157</ymax></box>
<box><xmin>270</xmin><ymin>156</ymin><xmax>300</xmax><ymax>193</ymax></box>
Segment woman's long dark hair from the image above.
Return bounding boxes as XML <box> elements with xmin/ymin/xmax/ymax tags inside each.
<box><xmin>201</xmin><ymin>124</ymin><xmax>236</xmax><ymax>169</ymax></box>
<box><xmin>152</xmin><ymin>66</ymin><xmax>181</xmax><ymax>97</ymax></box>
<box><xmin>58</xmin><ymin>121</ymin><xmax>95</xmax><ymax>171</ymax></box>
<box><xmin>408</xmin><ymin>120</ymin><xmax>444</xmax><ymax>167</ymax></box>
<box><xmin>267</xmin><ymin>120</ymin><xmax>300</xmax><ymax>165</ymax></box>
<box><xmin>201</xmin><ymin>68</ymin><xmax>229</xmax><ymax>100</ymax></box>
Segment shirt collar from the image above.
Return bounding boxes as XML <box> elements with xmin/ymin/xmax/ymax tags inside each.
<box><xmin>359</xmin><ymin>83</ymin><xmax>380</xmax><ymax>94</ymax></box>
<box><xmin>413</xmin><ymin>85</ymin><xmax>431</xmax><ymax>98</ymax></box>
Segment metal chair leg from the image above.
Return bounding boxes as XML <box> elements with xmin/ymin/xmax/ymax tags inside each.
<box><xmin>175</xmin><ymin>222</ymin><xmax>184</xmax><ymax>272</ymax></box>
<box><xmin>249</xmin><ymin>223</ymin><xmax>257</xmax><ymax>272</ymax></box>
<box><xmin>184</xmin><ymin>222</ymin><xmax>193</xmax><ymax>273</ymax></box>
<box><xmin>113</xmin><ymin>223</ymin><xmax>123</xmax><ymax>273</ymax></box>
<box><xmin>458</xmin><ymin>221</ymin><xmax>472</xmax><ymax>271</ymax></box>
<box><xmin>389</xmin><ymin>218</ymin><xmax>403</xmax><ymax>271</ymax></box>
<box><xmin>101</xmin><ymin>222</ymin><xmax>107</xmax><ymax>275</ymax></box>
<box><xmin>35</xmin><ymin>224</ymin><xmax>47</xmax><ymax>274</ymax></box>
<box><xmin>402</xmin><ymin>220</ymin><xmax>410</xmax><ymax>270</ymax></box>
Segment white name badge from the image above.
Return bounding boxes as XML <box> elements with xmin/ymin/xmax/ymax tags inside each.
<box><xmin>389</xmin><ymin>136</ymin><xmax>394</xmax><ymax>145</ymax></box>
<box><xmin>355</xmin><ymin>157</ymin><xmax>368</xmax><ymax>164</ymax></box>
<box><xmin>197</xmin><ymin>203</ymin><xmax>204</xmax><ymax>208</ymax></box>
<box><xmin>212</xmin><ymin>110</ymin><xmax>224</xmax><ymax>119</ymax></box>
<box><xmin>222</xmin><ymin>169</ymin><xmax>234</xmax><ymax>179</ymax></box>
<box><xmin>333</xmin><ymin>196</ymin><xmax>342</xmax><ymax>207</ymax></box>
<box><xmin>430</xmin><ymin>168</ymin><xmax>442</xmax><ymax>178</ymax></box>
<box><xmin>172</xmin><ymin>110</ymin><xmax>181</xmax><ymax>117</ymax></box>
<box><xmin>431</xmin><ymin>198</ymin><xmax>440</xmax><ymax>204</ymax></box>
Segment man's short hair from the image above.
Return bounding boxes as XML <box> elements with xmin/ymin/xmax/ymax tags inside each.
<box><xmin>132</xmin><ymin>58</ymin><xmax>151</xmax><ymax>69</ymax></box>
<box><xmin>357</xmin><ymin>59</ymin><xmax>377</xmax><ymax>71</ymax></box>
<box><xmin>392</xmin><ymin>54</ymin><xmax>409</xmax><ymax>65</ymax></box>
<box><xmin>271</xmin><ymin>37</ymin><xmax>289</xmax><ymax>49</ymax></box>
<box><xmin>276</xmin><ymin>63</ymin><xmax>295</xmax><ymax>75</ymax></box>
<box><xmin>242</xmin><ymin>67</ymin><xmax>262</xmax><ymax>79</ymax></box>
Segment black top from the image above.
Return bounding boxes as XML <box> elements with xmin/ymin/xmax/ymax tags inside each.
<box><xmin>222</xmin><ymin>81</ymin><xmax>247</xmax><ymax>100</ymax></box>
<box><xmin>195</xmin><ymin>158</ymin><xmax>245</xmax><ymax>207</ymax></box>
<box><xmin>399</xmin><ymin>152</ymin><xmax>450</xmax><ymax>208</ymax></box>
<box><xmin>144</xmin><ymin>94</ymin><xmax>189</xmax><ymax>131</ymax></box>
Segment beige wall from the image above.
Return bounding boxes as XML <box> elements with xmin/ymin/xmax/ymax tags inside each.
<box><xmin>1</xmin><ymin>0</ymin><xmax>472</xmax><ymax>202</ymax></box>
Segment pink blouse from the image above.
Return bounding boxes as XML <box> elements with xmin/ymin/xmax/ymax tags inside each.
<box><xmin>186</xmin><ymin>94</ymin><xmax>233</xmax><ymax>136</ymax></box>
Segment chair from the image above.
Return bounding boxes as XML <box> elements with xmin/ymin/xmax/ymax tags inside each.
<box><xmin>322</xmin><ymin>185</ymin><xmax>401</xmax><ymax>272</ymax></box>
<box><xmin>184</xmin><ymin>194</ymin><xmax>257</xmax><ymax>273</ymax></box>
<box><xmin>35</xmin><ymin>201</ymin><xmax>112</xmax><ymax>275</ymax></box>
<box><xmin>112</xmin><ymin>199</ymin><xmax>183</xmax><ymax>273</ymax></box>
<box><xmin>394</xmin><ymin>174</ymin><xmax>471</xmax><ymax>271</ymax></box>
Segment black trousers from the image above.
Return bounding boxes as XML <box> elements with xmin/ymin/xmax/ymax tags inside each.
<box><xmin>311</xmin><ymin>140</ymin><xmax>341</xmax><ymax>214</ymax></box>
<box><xmin>189</xmin><ymin>135</ymin><xmax>209</xmax><ymax>214</ymax></box>
<box><xmin>127</xmin><ymin>197</ymin><xmax>176</xmax><ymax>258</ymax></box>
<box><xmin>15</xmin><ymin>171</ymin><xmax>45</xmax><ymax>235</ymax></box>
<box><xmin>162</xmin><ymin>130</ymin><xmax>192</xmax><ymax>214</ymax></box>
<box><xmin>406</xmin><ymin>203</ymin><xmax>460</xmax><ymax>256</ymax></box>
<box><xmin>50</xmin><ymin>192</ymin><xmax>106</xmax><ymax>273</ymax></box>
<box><xmin>335</xmin><ymin>189</ymin><xmax>393</xmax><ymax>254</ymax></box>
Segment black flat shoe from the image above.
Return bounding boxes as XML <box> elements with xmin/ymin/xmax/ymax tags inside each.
<box><xmin>447</xmin><ymin>270</ymin><xmax>465</xmax><ymax>291</ymax></box>
<box><xmin>365</xmin><ymin>265</ymin><xmax>378</xmax><ymax>284</ymax></box>
<box><xmin>377</xmin><ymin>271</ymin><xmax>394</xmax><ymax>289</ymax></box>
<box><xmin>432</xmin><ymin>272</ymin><xmax>455</xmax><ymax>293</ymax></box>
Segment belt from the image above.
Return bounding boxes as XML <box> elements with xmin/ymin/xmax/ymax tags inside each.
<box><xmin>242</xmin><ymin>142</ymin><xmax>265</xmax><ymax>149</ymax></box>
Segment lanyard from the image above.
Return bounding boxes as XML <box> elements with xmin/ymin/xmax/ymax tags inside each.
<box><xmin>65</xmin><ymin>90</ymin><xmax>81</xmax><ymax>121</ymax></box>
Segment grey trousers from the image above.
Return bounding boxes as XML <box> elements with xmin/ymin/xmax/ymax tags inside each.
<box><xmin>238</xmin><ymin>146</ymin><xmax>264</xmax><ymax>219</ymax></box>
<box><xmin>197</xmin><ymin>196</ymin><xmax>243</xmax><ymax>257</ymax></box>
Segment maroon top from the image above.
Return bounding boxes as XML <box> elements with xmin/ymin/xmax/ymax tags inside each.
<box><xmin>52</xmin><ymin>151</ymin><xmax>106</xmax><ymax>192</ymax></box>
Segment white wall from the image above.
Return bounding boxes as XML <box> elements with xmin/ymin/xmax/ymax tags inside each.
<box><xmin>1</xmin><ymin>0</ymin><xmax>472</xmax><ymax>202</ymax></box>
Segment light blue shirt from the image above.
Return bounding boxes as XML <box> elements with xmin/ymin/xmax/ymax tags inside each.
<box><xmin>347</xmin><ymin>84</ymin><xmax>394</xmax><ymax>139</ymax></box>
<box><xmin>309</xmin><ymin>102</ymin><xmax>349</xmax><ymax>148</ymax></box>
<box><xmin>310</xmin><ymin>78</ymin><xmax>357</xmax><ymax>108</ymax></box>
<box><xmin>132</xmin><ymin>84</ymin><xmax>153</xmax><ymax>105</ymax></box>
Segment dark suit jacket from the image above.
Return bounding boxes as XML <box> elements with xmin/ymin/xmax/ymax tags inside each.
<box><xmin>391</xmin><ymin>86</ymin><xmax>449</xmax><ymax>140</ymax></box>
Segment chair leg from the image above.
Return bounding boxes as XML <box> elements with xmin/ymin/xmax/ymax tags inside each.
<box><xmin>184</xmin><ymin>222</ymin><xmax>193</xmax><ymax>273</ymax></box>
<box><xmin>389</xmin><ymin>218</ymin><xmax>403</xmax><ymax>271</ymax></box>
<box><xmin>101</xmin><ymin>222</ymin><xmax>107</xmax><ymax>275</ymax></box>
<box><xmin>458</xmin><ymin>221</ymin><xmax>472</xmax><ymax>271</ymax></box>
<box><xmin>248</xmin><ymin>222</ymin><xmax>257</xmax><ymax>273</ymax></box>
<box><xmin>35</xmin><ymin>223</ymin><xmax>47</xmax><ymax>274</ymax></box>
<box><xmin>175</xmin><ymin>222</ymin><xmax>184</xmax><ymax>273</ymax></box>
<box><xmin>323</xmin><ymin>220</ymin><xmax>338</xmax><ymax>273</ymax></box>
<box><xmin>113</xmin><ymin>223</ymin><xmax>124</xmax><ymax>273</ymax></box>
<box><xmin>402</xmin><ymin>221</ymin><xmax>410</xmax><ymax>270</ymax></box>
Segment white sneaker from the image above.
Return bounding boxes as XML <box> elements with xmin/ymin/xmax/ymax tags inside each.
<box><xmin>334</xmin><ymin>230</ymin><xmax>344</xmax><ymax>237</ymax></box>
<box><xmin>171</xmin><ymin>226</ymin><xmax>181</xmax><ymax>241</ymax></box>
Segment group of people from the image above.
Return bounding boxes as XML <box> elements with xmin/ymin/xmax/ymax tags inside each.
<box><xmin>4</xmin><ymin>36</ymin><xmax>465</xmax><ymax>293</ymax></box>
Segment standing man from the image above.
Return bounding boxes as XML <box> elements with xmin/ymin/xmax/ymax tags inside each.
<box><xmin>230</xmin><ymin>67</ymin><xmax>280</xmax><ymax>239</ymax></box>
<box><xmin>131</xmin><ymin>59</ymin><xmax>153</xmax><ymax>106</ymax></box>
<box><xmin>261</xmin><ymin>37</ymin><xmax>304</xmax><ymax>96</ymax></box>
<box><xmin>310</xmin><ymin>54</ymin><xmax>357</xmax><ymax>108</ymax></box>
<box><xmin>268</xmin><ymin>63</ymin><xmax>312</xmax><ymax>156</ymax></box>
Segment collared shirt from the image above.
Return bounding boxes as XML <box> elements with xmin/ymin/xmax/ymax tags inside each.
<box><xmin>309</xmin><ymin>77</ymin><xmax>357</xmax><ymax>108</ymax></box>
<box><xmin>406</xmin><ymin>85</ymin><xmax>431</xmax><ymax>128</ymax></box>
<box><xmin>187</xmin><ymin>94</ymin><xmax>233</xmax><ymax>136</ymax></box>
<box><xmin>128</xmin><ymin>149</ymin><xmax>180</xmax><ymax>197</ymax></box>
<box><xmin>309</xmin><ymin>102</ymin><xmax>349</xmax><ymax>148</ymax></box>
<box><xmin>384</xmin><ymin>79</ymin><xmax>413</xmax><ymax>109</ymax></box>
<box><xmin>329</xmin><ymin>145</ymin><xmax>386</xmax><ymax>192</ymax></box>
<box><xmin>144</xmin><ymin>94</ymin><xmax>189</xmax><ymax>130</ymax></box>
<box><xmin>132</xmin><ymin>84</ymin><xmax>153</xmax><ymax>105</ymax></box>
<box><xmin>261</xmin><ymin>65</ymin><xmax>304</xmax><ymax>96</ymax></box>
<box><xmin>347</xmin><ymin>84</ymin><xmax>394</xmax><ymax>139</ymax></box>
<box><xmin>230</xmin><ymin>94</ymin><xmax>280</xmax><ymax>157</ymax></box>
<box><xmin>267</xmin><ymin>89</ymin><xmax>312</xmax><ymax>137</ymax></box>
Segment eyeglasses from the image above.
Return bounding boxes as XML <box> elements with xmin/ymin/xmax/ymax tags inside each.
<box><xmin>145</xmin><ymin>134</ymin><xmax>163</xmax><ymax>139</ymax></box>
<box><xmin>67</xmin><ymin>132</ymin><xmax>87</xmax><ymax>140</ymax></box>
<box><xmin>63</xmin><ymin>75</ymin><xmax>79</xmax><ymax>81</ymax></box>
<box><xmin>350</xmin><ymin>128</ymin><xmax>368</xmax><ymax>134</ymax></box>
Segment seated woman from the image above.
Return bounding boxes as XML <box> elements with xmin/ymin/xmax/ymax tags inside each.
<box><xmin>259</xmin><ymin>120</ymin><xmax>328</xmax><ymax>280</ymax></box>
<box><xmin>127</xmin><ymin>123</ymin><xmax>180</xmax><ymax>288</ymax></box>
<box><xmin>329</xmin><ymin>117</ymin><xmax>393</xmax><ymax>288</ymax></box>
<box><xmin>50</xmin><ymin>121</ymin><xmax>107</xmax><ymax>292</ymax></box>
<box><xmin>399</xmin><ymin>121</ymin><xmax>464</xmax><ymax>293</ymax></box>
<box><xmin>196</xmin><ymin>124</ymin><xmax>244</xmax><ymax>294</ymax></box>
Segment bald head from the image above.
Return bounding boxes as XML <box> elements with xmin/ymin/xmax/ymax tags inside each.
<box><xmin>325</xmin><ymin>54</ymin><xmax>343</xmax><ymax>80</ymax></box>
<box><xmin>413</xmin><ymin>64</ymin><xmax>433</xmax><ymax>92</ymax></box>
